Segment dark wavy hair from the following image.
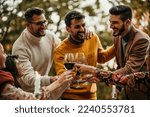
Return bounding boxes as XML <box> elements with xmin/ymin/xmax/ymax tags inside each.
<box><xmin>25</xmin><ymin>7</ymin><xmax>45</xmax><ymax>22</ymax></box>
<box><xmin>109</xmin><ymin>5</ymin><xmax>132</xmax><ymax>21</ymax></box>
<box><xmin>2</xmin><ymin>55</ymin><xmax>21</xmax><ymax>88</ymax></box>
<box><xmin>64</xmin><ymin>10</ymin><xmax>85</xmax><ymax>27</ymax></box>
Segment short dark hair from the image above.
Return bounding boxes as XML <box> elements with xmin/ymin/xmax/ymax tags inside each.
<box><xmin>109</xmin><ymin>5</ymin><xmax>132</xmax><ymax>21</ymax></box>
<box><xmin>64</xmin><ymin>10</ymin><xmax>85</xmax><ymax>27</ymax></box>
<box><xmin>3</xmin><ymin>55</ymin><xmax>20</xmax><ymax>88</ymax></box>
<box><xmin>25</xmin><ymin>7</ymin><xmax>45</xmax><ymax>22</ymax></box>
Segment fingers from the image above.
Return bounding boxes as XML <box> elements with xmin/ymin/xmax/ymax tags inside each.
<box><xmin>86</xmin><ymin>74</ymin><xmax>100</xmax><ymax>82</ymax></box>
<box><xmin>87</xmin><ymin>77</ymin><xmax>100</xmax><ymax>83</ymax></box>
<box><xmin>74</xmin><ymin>64</ymin><xmax>96</xmax><ymax>75</ymax></box>
<box><xmin>74</xmin><ymin>63</ymin><xmax>85</xmax><ymax>68</ymax></box>
<box><xmin>64</xmin><ymin>74</ymin><xmax>73</xmax><ymax>79</ymax></box>
<box><xmin>134</xmin><ymin>72</ymin><xmax>145</xmax><ymax>78</ymax></box>
<box><xmin>82</xmin><ymin>74</ymin><xmax>93</xmax><ymax>80</ymax></box>
<box><xmin>63</xmin><ymin>70</ymin><xmax>72</xmax><ymax>75</ymax></box>
<box><xmin>119</xmin><ymin>76</ymin><xmax>129</xmax><ymax>84</ymax></box>
<box><xmin>85</xmin><ymin>29</ymin><xmax>93</xmax><ymax>40</ymax></box>
<box><xmin>112</xmin><ymin>74</ymin><xmax>121</xmax><ymax>82</ymax></box>
<box><xmin>63</xmin><ymin>70</ymin><xmax>74</xmax><ymax>81</ymax></box>
<box><xmin>82</xmin><ymin>74</ymin><xmax>100</xmax><ymax>83</ymax></box>
<box><xmin>112</xmin><ymin>74</ymin><xmax>129</xmax><ymax>85</ymax></box>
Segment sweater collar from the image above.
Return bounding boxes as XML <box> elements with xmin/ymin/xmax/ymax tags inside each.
<box><xmin>68</xmin><ymin>35</ymin><xmax>84</xmax><ymax>45</ymax></box>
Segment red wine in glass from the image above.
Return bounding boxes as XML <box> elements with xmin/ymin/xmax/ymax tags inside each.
<box><xmin>64</xmin><ymin>62</ymin><xmax>75</xmax><ymax>70</ymax></box>
<box><xmin>64</xmin><ymin>53</ymin><xmax>75</xmax><ymax>90</ymax></box>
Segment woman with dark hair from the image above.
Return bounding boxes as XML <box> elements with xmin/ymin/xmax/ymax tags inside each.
<box><xmin>3</xmin><ymin>55</ymin><xmax>22</xmax><ymax>88</ymax></box>
<box><xmin>0</xmin><ymin>43</ymin><xmax>73</xmax><ymax>100</ymax></box>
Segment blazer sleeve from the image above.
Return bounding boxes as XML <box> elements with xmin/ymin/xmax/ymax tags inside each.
<box><xmin>97</xmin><ymin>36</ymin><xmax>115</xmax><ymax>64</ymax></box>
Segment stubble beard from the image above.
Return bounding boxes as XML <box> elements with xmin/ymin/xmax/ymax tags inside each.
<box><xmin>113</xmin><ymin>24</ymin><xmax>125</xmax><ymax>37</ymax></box>
<box><xmin>35</xmin><ymin>30</ymin><xmax>46</xmax><ymax>37</ymax></box>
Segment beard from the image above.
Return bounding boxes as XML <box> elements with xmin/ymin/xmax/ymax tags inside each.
<box><xmin>112</xmin><ymin>24</ymin><xmax>125</xmax><ymax>37</ymax></box>
<box><xmin>71</xmin><ymin>31</ymin><xmax>85</xmax><ymax>43</ymax></box>
<box><xmin>35</xmin><ymin>30</ymin><xmax>46</xmax><ymax>37</ymax></box>
<box><xmin>29</xmin><ymin>25</ymin><xmax>46</xmax><ymax>38</ymax></box>
<box><xmin>77</xmin><ymin>32</ymin><xmax>85</xmax><ymax>40</ymax></box>
<box><xmin>70</xmin><ymin>31</ymin><xmax>85</xmax><ymax>44</ymax></box>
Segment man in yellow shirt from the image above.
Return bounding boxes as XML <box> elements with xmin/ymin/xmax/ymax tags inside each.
<box><xmin>54</xmin><ymin>10</ymin><xmax>115</xmax><ymax>100</ymax></box>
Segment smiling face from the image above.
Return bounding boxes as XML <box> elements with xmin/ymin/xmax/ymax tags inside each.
<box><xmin>66</xmin><ymin>18</ymin><xmax>86</xmax><ymax>40</ymax></box>
<box><xmin>27</xmin><ymin>14</ymin><xmax>47</xmax><ymax>37</ymax></box>
<box><xmin>0</xmin><ymin>44</ymin><xmax>6</xmax><ymax>69</ymax></box>
<box><xmin>109</xmin><ymin>15</ymin><xmax>130</xmax><ymax>37</ymax></box>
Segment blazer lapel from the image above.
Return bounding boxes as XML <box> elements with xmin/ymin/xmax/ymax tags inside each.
<box><xmin>124</xmin><ymin>26</ymin><xmax>137</xmax><ymax>62</ymax></box>
<box><xmin>115</xmin><ymin>36</ymin><xmax>124</xmax><ymax>68</ymax></box>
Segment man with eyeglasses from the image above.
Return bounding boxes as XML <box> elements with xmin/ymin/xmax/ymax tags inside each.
<box><xmin>12</xmin><ymin>7</ymin><xmax>61</xmax><ymax>92</ymax></box>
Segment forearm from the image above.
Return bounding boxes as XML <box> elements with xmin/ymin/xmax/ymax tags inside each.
<box><xmin>97</xmin><ymin>45</ymin><xmax>115</xmax><ymax>64</ymax></box>
<box><xmin>42</xmin><ymin>80</ymin><xmax>68</xmax><ymax>100</ymax></box>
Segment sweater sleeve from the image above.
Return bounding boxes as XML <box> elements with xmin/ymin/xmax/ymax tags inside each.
<box><xmin>54</xmin><ymin>48</ymin><xmax>66</xmax><ymax>75</ymax></box>
<box><xmin>97</xmin><ymin>37</ymin><xmax>115</xmax><ymax>64</ymax></box>
<box><xmin>12</xmin><ymin>46</ymin><xmax>51</xmax><ymax>90</ymax></box>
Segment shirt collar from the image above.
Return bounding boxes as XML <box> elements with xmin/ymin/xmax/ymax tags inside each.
<box><xmin>122</xmin><ymin>26</ymin><xmax>132</xmax><ymax>42</ymax></box>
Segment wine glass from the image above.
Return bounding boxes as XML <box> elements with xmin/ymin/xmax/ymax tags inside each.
<box><xmin>64</xmin><ymin>53</ymin><xmax>75</xmax><ymax>89</ymax></box>
<box><xmin>75</xmin><ymin>52</ymin><xmax>87</xmax><ymax>65</ymax></box>
<box><xmin>64</xmin><ymin>53</ymin><xmax>75</xmax><ymax>70</ymax></box>
<box><xmin>75</xmin><ymin>52</ymin><xmax>88</xmax><ymax>88</ymax></box>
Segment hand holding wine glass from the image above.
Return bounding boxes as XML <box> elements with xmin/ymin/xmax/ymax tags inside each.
<box><xmin>75</xmin><ymin>52</ymin><xmax>88</xmax><ymax>88</ymax></box>
<box><xmin>64</xmin><ymin>53</ymin><xmax>75</xmax><ymax>70</ymax></box>
<box><xmin>64</xmin><ymin>53</ymin><xmax>75</xmax><ymax>89</ymax></box>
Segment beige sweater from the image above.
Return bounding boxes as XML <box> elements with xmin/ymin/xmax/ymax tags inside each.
<box><xmin>12</xmin><ymin>28</ymin><xmax>61</xmax><ymax>92</ymax></box>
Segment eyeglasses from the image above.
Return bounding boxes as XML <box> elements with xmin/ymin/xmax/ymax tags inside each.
<box><xmin>30</xmin><ymin>20</ymin><xmax>48</xmax><ymax>26</ymax></box>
